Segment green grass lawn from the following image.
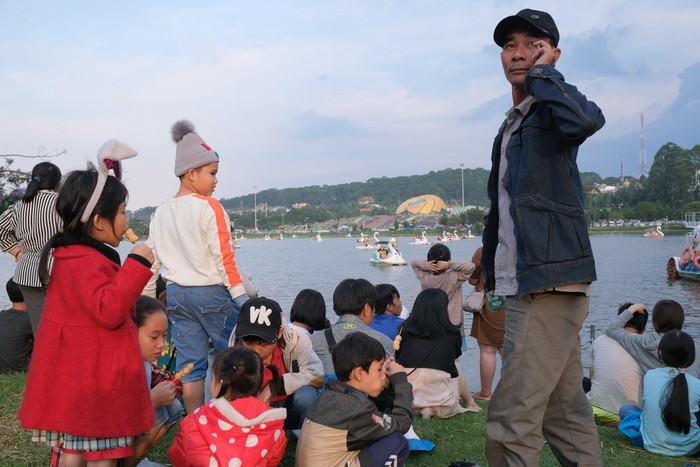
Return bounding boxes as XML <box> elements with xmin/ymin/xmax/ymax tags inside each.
<box><xmin>1</xmin><ymin>371</ymin><xmax>696</xmax><ymax>466</ymax></box>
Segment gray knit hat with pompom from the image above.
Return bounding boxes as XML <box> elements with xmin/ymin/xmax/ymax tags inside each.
<box><xmin>171</xmin><ymin>119</ymin><xmax>220</xmax><ymax>176</ymax></box>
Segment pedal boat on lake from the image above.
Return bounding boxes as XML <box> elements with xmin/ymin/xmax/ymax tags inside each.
<box><xmin>370</xmin><ymin>242</ymin><xmax>407</xmax><ymax>266</ymax></box>
<box><xmin>356</xmin><ymin>232</ymin><xmax>381</xmax><ymax>249</ymax></box>
<box><xmin>668</xmin><ymin>225</ymin><xmax>700</xmax><ymax>280</ymax></box>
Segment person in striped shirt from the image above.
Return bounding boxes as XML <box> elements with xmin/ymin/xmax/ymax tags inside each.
<box><xmin>144</xmin><ymin>119</ymin><xmax>249</xmax><ymax>414</ymax></box>
<box><xmin>0</xmin><ymin>162</ymin><xmax>62</xmax><ymax>335</ymax></box>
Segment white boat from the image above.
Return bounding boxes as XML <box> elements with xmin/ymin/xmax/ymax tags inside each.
<box><xmin>263</xmin><ymin>234</ymin><xmax>270</xmax><ymax>241</ymax></box>
<box><xmin>311</xmin><ymin>233</ymin><xmax>322</xmax><ymax>242</ymax></box>
<box><xmin>449</xmin><ymin>230</ymin><xmax>460</xmax><ymax>241</ymax></box>
<box><xmin>668</xmin><ymin>225</ymin><xmax>700</xmax><ymax>280</ymax></box>
<box><xmin>356</xmin><ymin>232</ymin><xmax>372</xmax><ymax>245</ymax></box>
<box><xmin>436</xmin><ymin>231</ymin><xmax>452</xmax><ymax>243</ymax></box>
<box><xmin>275</xmin><ymin>234</ymin><xmax>284</xmax><ymax>240</ymax></box>
<box><xmin>357</xmin><ymin>231</ymin><xmax>382</xmax><ymax>249</ymax></box>
<box><xmin>291</xmin><ymin>233</ymin><xmax>297</xmax><ymax>238</ymax></box>
<box><xmin>643</xmin><ymin>225</ymin><xmax>664</xmax><ymax>238</ymax></box>
<box><xmin>410</xmin><ymin>231</ymin><xmax>431</xmax><ymax>245</ymax></box>
<box><xmin>461</xmin><ymin>229</ymin><xmax>475</xmax><ymax>239</ymax></box>
<box><xmin>370</xmin><ymin>242</ymin><xmax>407</xmax><ymax>266</ymax></box>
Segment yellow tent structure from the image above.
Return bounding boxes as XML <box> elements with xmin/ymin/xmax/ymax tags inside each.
<box><xmin>395</xmin><ymin>194</ymin><xmax>447</xmax><ymax>214</ymax></box>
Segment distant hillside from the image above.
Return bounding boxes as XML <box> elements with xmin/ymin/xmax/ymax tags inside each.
<box><xmin>219</xmin><ymin>167</ymin><xmax>492</xmax><ymax>212</ymax></box>
<box><xmin>130</xmin><ymin>167</ymin><xmax>608</xmax><ymax>221</ymax></box>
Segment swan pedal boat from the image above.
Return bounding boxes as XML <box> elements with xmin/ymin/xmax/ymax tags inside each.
<box><xmin>356</xmin><ymin>232</ymin><xmax>382</xmax><ymax>249</ymax></box>
<box><xmin>436</xmin><ymin>231</ymin><xmax>452</xmax><ymax>243</ymax></box>
<box><xmin>370</xmin><ymin>242</ymin><xmax>407</xmax><ymax>266</ymax></box>
<box><xmin>643</xmin><ymin>225</ymin><xmax>664</xmax><ymax>238</ymax></box>
<box><xmin>410</xmin><ymin>231</ymin><xmax>431</xmax><ymax>245</ymax></box>
<box><xmin>668</xmin><ymin>225</ymin><xmax>700</xmax><ymax>280</ymax></box>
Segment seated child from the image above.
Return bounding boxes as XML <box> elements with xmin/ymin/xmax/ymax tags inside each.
<box><xmin>310</xmin><ymin>278</ymin><xmax>394</xmax><ymax>375</ymax></box>
<box><xmin>124</xmin><ymin>296</ymin><xmax>182</xmax><ymax>466</ymax></box>
<box><xmin>169</xmin><ymin>346</ymin><xmax>287</xmax><ymax>466</ymax></box>
<box><xmin>0</xmin><ymin>279</ymin><xmax>33</xmax><ymax>374</ymax></box>
<box><xmin>289</xmin><ymin>288</ymin><xmax>328</xmax><ymax>336</ymax></box>
<box><xmin>369</xmin><ymin>283</ymin><xmax>405</xmax><ymax>340</ymax></box>
<box><xmin>606</xmin><ymin>300</ymin><xmax>700</xmax><ymax>378</ymax></box>
<box><xmin>229</xmin><ymin>297</ymin><xmax>324</xmax><ymax>432</ymax></box>
<box><xmin>396</xmin><ymin>288</ymin><xmax>480</xmax><ymax>418</ymax></box>
<box><xmin>411</xmin><ymin>243</ymin><xmax>475</xmax><ymax>347</ymax></box>
<box><xmin>411</xmin><ymin>244</ymin><xmax>478</xmax><ymax>411</ymax></box>
<box><xmin>618</xmin><ymin>330</ymin><xmax>700</xmax><ymax>456</ymax></box>
<box><xmin>297</xmin><ymin>333</ymin><xmax>412</xmax><ymax>467</ymax></box>
<box><xmin>586</xmin><ymin>302</ymin><xmax>646</xmax><ymax>425</ymax></box>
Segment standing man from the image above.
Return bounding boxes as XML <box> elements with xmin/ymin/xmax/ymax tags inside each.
<box><xmin>482</xmin><ymin>9</ymin><xmax>605</xmax><ymax>466</ymax></box>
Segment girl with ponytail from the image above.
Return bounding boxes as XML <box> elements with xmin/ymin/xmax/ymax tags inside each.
<box><xmin>619</xmin><ymin>330</ymin><xmax>700</xmax><ymax>456</ymax></box>
<box><xmin>169</xmin><ymin>346</ymin><xmax>288</xmax><ymax>466</ymax></box>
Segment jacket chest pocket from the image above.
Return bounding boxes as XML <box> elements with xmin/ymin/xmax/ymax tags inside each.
<box><xmin>515</xmin><ymin>194</ymin><xmax>591</xmax><ymax>266</ymax></box>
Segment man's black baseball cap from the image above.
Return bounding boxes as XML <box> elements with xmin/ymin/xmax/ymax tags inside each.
<box><xmin>494</xmin><ymin>9</ymin><xmax>559</xmax><ymax>47</ymax></box>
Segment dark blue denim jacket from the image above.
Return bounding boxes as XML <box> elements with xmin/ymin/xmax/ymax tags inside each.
<box><xmin>482</xmin><ymin>64</ymin><xmax>605</xmax><ymax>297</ymax></box>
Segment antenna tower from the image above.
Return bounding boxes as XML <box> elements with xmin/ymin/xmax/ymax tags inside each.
<box><xmin>638</xmin><ymin>113</ymin><xmax>648</xmax><ymax>178</ymax></box>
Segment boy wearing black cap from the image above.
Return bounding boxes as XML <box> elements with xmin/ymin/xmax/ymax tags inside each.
<box><xmin>482</xmin><ymin>8</ymin><xmax>605</xmax><ymax>466</ymax></box>
<box><xmin>230</xmin><ymin>297</ymin><xmax>324</xmax><ymax>432</ymax></box>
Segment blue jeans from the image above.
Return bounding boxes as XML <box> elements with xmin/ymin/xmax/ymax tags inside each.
<box><xmin>166</xmin><ymin>284</ymin><xmax>240</xmax><ymax>382</ymax></box>
<box><xmin>154</xmin><ymin>399</ymin><xmax>182</xmax><ymax>429</ymax></box>
<box><xmin>277</xmin><ymin>385</ymin><xmax>319</xmax><ymax>430</ymax></box>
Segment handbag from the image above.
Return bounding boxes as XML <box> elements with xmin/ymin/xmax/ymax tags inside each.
<box><xmin>463</xmin><ymin>289</ymin><xmax>485</xmax><ymax>313</ymax></box>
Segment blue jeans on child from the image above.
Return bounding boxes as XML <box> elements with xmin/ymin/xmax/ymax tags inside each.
<box><xmin>155</xmin><ymin>398</ymin><xmax>183</xmax><ymax>429</ymax></box>
<box><xmin>166</xmin><ymin>284</ymin><xmax>241</xmax><ymax>382</ymax></box>
<box><xmin>279</xmin><ymin>385</ymin><xmax>319</xmax><ymax>431</ymax></box>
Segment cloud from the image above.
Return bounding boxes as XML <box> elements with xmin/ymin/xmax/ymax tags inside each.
<box><xmin>565</xmin><ymin>31</ymin><xmax>628</xmax><ymax>78</ymax></box>
<box><xmin>294</xmin><ymin>111</ymin><xmax>366</xmax><ymax>139</ymax></box>
<box><xmin>0</xmin><ymin>1</ymin><xmax>699</xmax><ymax>209</ymax></box>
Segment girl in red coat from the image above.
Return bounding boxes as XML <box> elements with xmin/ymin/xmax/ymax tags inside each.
<box><xmin>19</xmin><ymin>140</ymin><xmax>156</xmax><ymax>466</ymax></box>
<box><xmin>169</xmin><ymin>346</ymin><xmax>288</xmax><ymax>467</ymax></box>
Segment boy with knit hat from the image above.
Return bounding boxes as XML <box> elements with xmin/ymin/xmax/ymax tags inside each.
<box><xmin>144</xmin><ymin>120</ymin><xmax>249</xmax><ymax>414</ymax></box>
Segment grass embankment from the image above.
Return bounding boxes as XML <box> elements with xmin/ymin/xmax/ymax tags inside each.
<box><xmin>2</xmin><ymin>372</ymin><xmax>696</xmax><ymax>466</ymax></box>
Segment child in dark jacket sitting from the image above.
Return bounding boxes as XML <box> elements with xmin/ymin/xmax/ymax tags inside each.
<box><xmin>296</xmin><ymin>332</ymin><xmax>413</xmax><ymax>466</ymax></box>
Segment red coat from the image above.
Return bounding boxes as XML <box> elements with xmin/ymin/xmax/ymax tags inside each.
<box><xmin>19</xmin><ymin>244</ymin><xmax>154</xmax><ymax>437</ymax></box>
<box><xmin>169</xmin><ymin>396</ymin><xmax>287</xmax><ymax>467</ymax></box>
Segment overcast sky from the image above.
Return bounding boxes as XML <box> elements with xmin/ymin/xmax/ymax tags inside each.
<box><xmin>2</xmin><ymin>1</ymin><xmax>699</xmax><ymax>209</ymax></box>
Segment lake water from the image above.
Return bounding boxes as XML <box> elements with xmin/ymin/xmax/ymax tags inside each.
<box><xmin>1</xmin><ymin>233</ymin><xmax>695</xmax><ymax>388</ymax></box>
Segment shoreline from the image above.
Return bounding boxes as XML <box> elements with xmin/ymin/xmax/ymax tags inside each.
<box><xmin>226</xmin><ymin>225</ymin><xmax>690</xmax><ymax>240</ymax></box>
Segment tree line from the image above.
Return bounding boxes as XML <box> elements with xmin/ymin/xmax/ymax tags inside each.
<box><xmin>3</xmin><ymin>142</ymin><xmax>698</xmax><ymax>235</ymax></box>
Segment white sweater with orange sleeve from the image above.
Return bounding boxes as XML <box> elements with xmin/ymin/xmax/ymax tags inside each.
<box><xmin>144</xmin><ymin>194</ymin><xmax>246</xmax><ymax>299</ymax></box>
